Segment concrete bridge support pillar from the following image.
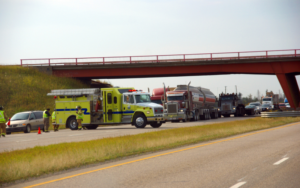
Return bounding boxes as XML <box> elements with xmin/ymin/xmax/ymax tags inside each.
<box><xmin>276</xmin><ymin>73</ymin><xmax>300</xmax><ymax>109</ymax></box>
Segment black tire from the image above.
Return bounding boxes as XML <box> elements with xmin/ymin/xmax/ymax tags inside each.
<box><xmin>6</xmin><ymin>132</ymin><xmax>11</xmax><ymax>135</ymax></box>
<box><xmin>68</xmin><ymin>116</ymin><xmax>78</xmax><ymax>130</ymax></box>
<box><xmin>133</xmin><ymin>114</ymin><xmax>147</xmax><ymax>128</ymax></box>
<box><xmin>85</xmin><ymin>124</ymin><xmax>98</xmax><ymax>129</ymax></box>
<box><xmin>150</xmin><ymin>122</ymin><xmax>162</xmax><ymax>128</ymax></box>
<box><xmin>218</xmin><ymin>113</ymin><xmax>221</xmax><ymax>118</ymax></box>
<box><xmin>24</xmin><ymin>124</ymin><xmax>31</xmax><ymax>133</ymax></box>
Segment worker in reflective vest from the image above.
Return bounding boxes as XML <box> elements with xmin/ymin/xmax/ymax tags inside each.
<box><xmin>0</xmin><ymin>106</ymin><xmax>8</xmax><ymax>137</ymax></box>
<box><xmin>52</xmin><ymin>109</ymin><xmax>59</xmax><ymax>132</ymax></box>
<box><xmin>43</xmin><ymin>108</ymin><xmax>51</xmax><ymax>133</ymax></box>
<box><xmin>76</xmin><ymin>106</ymin><xmax>83</xmax><ymax>130</ymax></box>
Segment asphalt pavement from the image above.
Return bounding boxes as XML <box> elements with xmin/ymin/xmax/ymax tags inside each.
<box><xmin>5</xmin><ymin>118</ymin><xmax>299</xmax><ymax>188</ymax></box>
<box><xmin>0</xmin><ymin>116</ymin><xmax>255</xmax><ymax>152</ymax></box>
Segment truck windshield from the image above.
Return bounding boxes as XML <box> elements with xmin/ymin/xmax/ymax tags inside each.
<box><xmin>263</xmin><ymin>98</ymin><xmax>271</xmax><ymax>101</ymax></box>
<box><xmin>167</xmin><ymin>96</ymin><xmax>184</xmax><ymax>101</ymax></box>
<box><xmin>220</xmin><ymin>96</ymin><xmax>233</xmax><ymax>100</ymax></box>
<box><xmin>11</xmin><ymin>113</ymin><xmax>30</xmax><ymax>121</ymax></box>
<box><xmin>135</xmin><ymin>94</ymin><xmax>151</xmax><ymax>103</ymax></box>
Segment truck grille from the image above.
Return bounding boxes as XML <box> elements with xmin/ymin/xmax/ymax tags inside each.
<box><xmin>167</xmin><ymin>104</ymin><xmax>177</xmax><ymax>113</ymax></box>
<box><xmin>154</xmin><ymin>108</ymin><xmax>163</xmax><ymax>114</ymax></box>
<box><xmin>222</xmin><ymin>104</ymin><xmax>230</xmax><ymax>111</ymax></box>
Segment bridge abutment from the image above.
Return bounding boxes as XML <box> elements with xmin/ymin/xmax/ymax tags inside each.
<box><xmin>276</xmin><ymin>73</ymin><xmax>300</xmax><ymax>109</ymax></box>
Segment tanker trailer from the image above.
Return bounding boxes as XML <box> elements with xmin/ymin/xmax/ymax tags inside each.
<box><xmin>162</xmin><ymin>82</ymin><xmax>218</xmax><ymax>122</ymax></box>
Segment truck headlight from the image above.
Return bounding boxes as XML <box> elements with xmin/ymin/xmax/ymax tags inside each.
<box><xmin>233</xmin><ymin>108</ymin><xmax>235</xmax><ymax>110</ymax></box>
<box><xmin>180</xmin><ymin>109</ymin><xmax>183</xmax><ymax>112</ymax></box>
<box><xmin>218</xmin><ymin>108</ymin><xmax>220</xmax><ymax>111</ymax></box>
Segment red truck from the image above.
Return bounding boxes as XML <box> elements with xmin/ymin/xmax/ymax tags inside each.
<box><xmin>162</xmin><ymin>82</ymin><xmax>219</xmax><ymax>122</ymax></box>
<box><xmin>151</xmin><ymin>88</ymin><xmax>170</xmax><ymax>105</ymax></box>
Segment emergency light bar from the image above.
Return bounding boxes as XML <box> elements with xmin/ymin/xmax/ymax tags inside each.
<box><xmin>128</xmin><ymin>89</ymin><xmax>143</xmax><ymax>92</ymax></box>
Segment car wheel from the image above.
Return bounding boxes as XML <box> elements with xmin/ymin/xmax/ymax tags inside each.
<box><xmin>134</xmin><ymin>114</ymin><xmax>147</xmax><ymax>128</ymax></box>
<box><xmin>150</xmin><ymin>122</ymin><xmax>162</xmax><ymax>128</ymax></box>
<box><xmin>24</xmin><ymin>125</ymin><xmax>31</xmax><ymax>133</ymax></box>
<box><xmin>68</xmin><ymin>117</ymin><xmax>78</xmax><ymax>130</ymax></box>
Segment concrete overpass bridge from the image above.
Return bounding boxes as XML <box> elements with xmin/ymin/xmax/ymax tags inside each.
<box><xmin>21</xmin><ymin>49</ymin><xmax>300</xmax><ymax>109</ymax></box>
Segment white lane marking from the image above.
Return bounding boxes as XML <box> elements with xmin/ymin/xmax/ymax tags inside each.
<box><xmin>16</xmin><ymin>139</ymin><xmax>38</xmax><ymax>142</ymax></box>
<box><xmin>69</xmin><ymin>134</ymin><xmax>84</xmax><ymax>136</ymax></box>
<box><xmin>230</xmin><ymin>182</ymin><xmax>246</xmax><ymax>188</ymax></box>
<box><xmin>238</xmin><ymin>176</ymin><xmax>247</xmax><ymax>182</ymax></box>
<box><xmin>273</xmin><ymin>157</ymin><xmax>289</xmax><ymax>165</ymax></box>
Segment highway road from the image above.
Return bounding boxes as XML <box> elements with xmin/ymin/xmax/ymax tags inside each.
<box><xmin>7</xmin><ymin>120</ymin><xmax>300</xmax><ymax>188</ymax></box>
<box><xmin>0</xmin><ymin>116</ymin><xmax>255</xmax><ymax>152</ymax></box>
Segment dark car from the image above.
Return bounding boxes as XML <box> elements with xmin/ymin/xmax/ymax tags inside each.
<box><xmin>6</xmin><ymin>111</ymin><xmax>44</xmax><ymax>134</ymax></box>
<box><xmin>245</xmin><ymin>105</ymin><xmax>257</xmax><ymax>115</ymax></box>
<box><xmin>261</xmin><ymin>104</ymin><xmax>272</xmax><ymax>112</ymax></box>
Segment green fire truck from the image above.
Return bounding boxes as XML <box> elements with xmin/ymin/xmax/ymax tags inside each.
<box><xmin>47</xmin><ymin>88</ymin><xmax>165</xmax><ymax>129</ymax></box>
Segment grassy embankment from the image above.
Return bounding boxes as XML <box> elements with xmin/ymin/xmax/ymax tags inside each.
<box><xmin>0</xmin><ymin>66</ymin><xmax>89</xmax><ymax>130</ymax></box>
<box><xmin>1</xmin><ymin>117</ymin><xmax>299</xmax><ymax>184</ymax></box>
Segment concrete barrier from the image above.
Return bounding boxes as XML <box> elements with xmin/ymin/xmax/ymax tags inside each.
<box><xmin>261</xmin><ymin>111</ymin><xmax>300</xmax><ymax>118</ymax></box>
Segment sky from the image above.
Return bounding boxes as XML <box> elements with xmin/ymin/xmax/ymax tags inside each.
<box><xmin>1</xmin><ymin>0</ymin><xmax>300</xmax><ymax>98</ymax></box>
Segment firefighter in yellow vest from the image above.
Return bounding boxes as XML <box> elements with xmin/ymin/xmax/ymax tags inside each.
<box><xmin>52</xmin><ymin>109</ymin><xmax>59</xmax><ymax>131</ymax></box>
<box><xmin>76</xmin><ymin>106</ymin><xmax>83</xmax><ymax>130</ymax></box>
<box><xmin>0</xmin><ymin>106</ymin><xmax>8</xmax><ymax>137</ymax></box>
<box><xmin>43</xmin><ymin>108</ymin><xmax>51</xmax><ymax>133</ymax></box>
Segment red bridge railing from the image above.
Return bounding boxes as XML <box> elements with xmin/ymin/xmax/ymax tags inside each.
<box><xmin>20</xmin><ymin>49</ymin><xmax>300</xmax><ymax>66</ymax></box>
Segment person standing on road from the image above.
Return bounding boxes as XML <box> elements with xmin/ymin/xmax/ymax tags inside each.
<box><xmin>76</xmin><ymin>106</ymin><xmax>83</xmax><ymax>130</ymax></box>
<box><xmin>0</xmin><ymin>106</ymin><xmax>8</xmax><ymax>137</ymax></box>
<box><xmin>43</xmin><ymin>108</ymin><xmax>51</xmax><ymax>133</ymax></box>
<box><xmin>52</xmin><ymin>109</ymin><xmax>59</xmax><ymax>131</ymax></box>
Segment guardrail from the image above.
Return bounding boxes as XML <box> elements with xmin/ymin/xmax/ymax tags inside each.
<box><xmin>261</xmin><ymin>111</ymin><xmax>300</xmax><ymax>118</ymax></box>
<box><xmin>20</xmin><ymin>49</ymin><xmax>300</xmax><ymax>66</ymax></box>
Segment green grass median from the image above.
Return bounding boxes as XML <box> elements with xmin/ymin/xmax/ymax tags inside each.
<box><xmin>0</xmin><ymin>117</ymin><xmax>299</xmax><ymax>184</ymax></box>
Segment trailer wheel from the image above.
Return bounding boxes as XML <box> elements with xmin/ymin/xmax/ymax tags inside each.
<box><xmin>150</xmin><ymin>122</ymin><xmax>162</xmax><ymax>128</ymax></box>
<box><xmin>133</xmin><ymin>114</ymin><xmax>147</xmax><ymax>128</ymax></box>
<box><xmin>68</xmin><ymin>117</ymin><xmax>78</xmax><ymax>130</ymax></box>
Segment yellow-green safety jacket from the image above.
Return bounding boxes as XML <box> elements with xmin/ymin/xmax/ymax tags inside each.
<box><xmin>76</xmin><ymin>110</ymin><xmax>83</xmax><ymax>120</ymax></box>
<box><xmin>0</xmin><ymin>111</ymin><xmax>6</xmax><ymax>123</ymax></box>
<box><xmin>43</xmin><ymin>110</ymin><xmax>49</xmax><ymax>118</ymax></box>
<box><xmin>52</xmin><ymin>111</ymin><xmax>56</xmax><ymax>123</ymax></box>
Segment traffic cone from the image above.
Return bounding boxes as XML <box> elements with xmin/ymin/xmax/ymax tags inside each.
<box><xmin>7</xmin><ymin>118</ymin><xmax>11</xmax><ymax>126</ymax></box>
<box><xmin>38</xmin><ymin>127</ymin><xmax>41</xmax><ymax>134</ymax></box>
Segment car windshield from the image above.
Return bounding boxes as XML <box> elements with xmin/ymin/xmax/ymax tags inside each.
<box><xmin>135</xmin><ymin>94</ymin><xmax>151</xmax><ymax>103</ymax></box>
<box><xmin>167</xmin><ymin>96</ymin><xmax>184</xmax><ymax>101</ymax></box>
<box><xmin>262</xmin><ymin>98</ymin><xmax>271</xmax><ymax>101</ymax></box>
<box><xmin>11</xmin><ymin>113</ymin><xmax>30</xmax><ymax>121</ymax></box>
<box><xmin>249</xmin><ymin>103</ymin><xmax>260</xmax><ymax>106</ymax></box>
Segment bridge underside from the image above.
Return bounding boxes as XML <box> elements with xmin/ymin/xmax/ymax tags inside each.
<box><xmin>50</xmin><ymin>59</ymin><xmax>300</xmax><ymax>109</ymax></box>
